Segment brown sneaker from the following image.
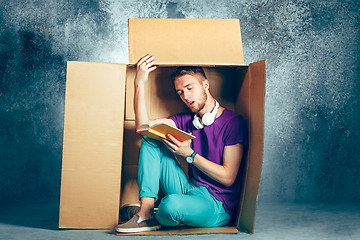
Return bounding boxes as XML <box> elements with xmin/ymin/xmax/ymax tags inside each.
<box><xmin>119</xmin><ymin>204</ymin><xmax>141</xmax><ymax>223</ymax></box>
<box><xmin>115</xmin><ymin>214</ymin><xmax>161</xmax><ymax>233</ymax></box>
<box><xmin>119</xmin><ymin>204</ymin><xmax>159</xmax><ymax>223</ymax></box>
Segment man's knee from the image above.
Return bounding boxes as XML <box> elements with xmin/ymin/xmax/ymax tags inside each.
<box><xmin>156</xmin><ymin>194</ymin><xmax>184</xmax><ymax>226</ymax></box>
<box><xmin>159</xmin><ymin>194</ymin><xmax>184</xmax><ymax>213</ymax></box>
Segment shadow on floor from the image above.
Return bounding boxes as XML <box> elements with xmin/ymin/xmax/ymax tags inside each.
<box><xmin>0</xmin><ymin>202</ymin><xmax>60</xmax><ymax>230</ymax></box>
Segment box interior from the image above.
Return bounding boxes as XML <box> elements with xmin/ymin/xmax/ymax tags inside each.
<box><xmin>120</xmin><ymin>64</ymin><xmax>260</xmax><ymax>234</ymax></box>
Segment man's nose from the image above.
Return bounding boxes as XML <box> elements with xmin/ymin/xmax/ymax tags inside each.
<box><xmin>184</xmin><ymin>92</ymin><xmax>190</xmax><ymax>101</ymax></box>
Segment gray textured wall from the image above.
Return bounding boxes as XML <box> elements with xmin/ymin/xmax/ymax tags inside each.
<box><xmin>0</xmin><ymin>0</ymin><xmax>359</xmax><ymax>204</ymax></box>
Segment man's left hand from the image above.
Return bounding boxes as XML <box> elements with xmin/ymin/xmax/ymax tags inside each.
<box><xmin>161</xmin><ymin>134</ymin><xmax>193</xmax><ymax>157</ymax></box>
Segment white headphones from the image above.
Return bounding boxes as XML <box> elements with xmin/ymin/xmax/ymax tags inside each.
<box><xmin>192</xmin><ymin>100</ymin><xmax>220</xmax><ymax>129</ymax></box>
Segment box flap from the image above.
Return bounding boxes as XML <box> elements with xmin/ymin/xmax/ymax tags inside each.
<box><xmin>128</xmin><ymin>18</ymin><xmax>244</xmax><ymax>65</ymax></box>
<box><xmin>59</xmin><ymin>61</ymin><xmax>126</xmax><ymax>229</ymax></box>
<box><xmin>235</xmin><ymin>60</ymin><xmax>266</xmax><ymax>233</ymax></box>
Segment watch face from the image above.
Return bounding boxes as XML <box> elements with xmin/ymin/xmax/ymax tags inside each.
<box><xmin>186</xmin><ymin>156</ymin><xmax>194</xmax><ymax>164</ymax></box>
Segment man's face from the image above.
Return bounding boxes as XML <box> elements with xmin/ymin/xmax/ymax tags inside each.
<box><xmin>174</xmin><ymin>74</ymin><xmax>208</xmax><ymax>113</ymax></box>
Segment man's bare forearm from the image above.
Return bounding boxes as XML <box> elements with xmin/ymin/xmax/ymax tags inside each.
<box><xmin>163</xmin><ymin>134</ymin><xmax>243</xmax><ymax>187</ymax></box>
<box><xmin>133</xmin><ymin>54</ymin><xmax>157</xmax><ymax>129</ymax></box>
<box><xmin>134</xmin><ymin>83</ymin><xmax>149</xmax><ymax>129</ymax></box>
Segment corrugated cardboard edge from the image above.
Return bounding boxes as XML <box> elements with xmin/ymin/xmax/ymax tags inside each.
<box><xmin>116</xmin><ymin>226</ymin><xmax>239</xmax><ymax>236</ymax></box>
<box><xmin>235</xmin><ymin>60</ymin><xmax>266</xmax><ymax>233</ymax></box>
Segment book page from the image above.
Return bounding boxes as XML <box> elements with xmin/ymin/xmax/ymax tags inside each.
<box><xmin>137</xmin><ymin>123</ymin><xmax>195</xmax><ymax>142</ymax></box>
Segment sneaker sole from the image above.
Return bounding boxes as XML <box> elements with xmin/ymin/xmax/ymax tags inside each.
<box><xmin>115</xmin><ymin>225</ymin><xmax>161</xmax><ymax>233</ymax></box>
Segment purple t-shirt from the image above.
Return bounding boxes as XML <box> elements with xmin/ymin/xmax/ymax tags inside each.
<box><xmin>170</xmin><ymin>109</ymin><xmax>248</xmax><ymax>218</ymax></box>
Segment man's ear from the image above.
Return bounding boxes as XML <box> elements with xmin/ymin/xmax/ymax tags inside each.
<box><xmin>202</xmin><ymin>79</ymin><xmax>210</xmax><ymax>90</ymax></box>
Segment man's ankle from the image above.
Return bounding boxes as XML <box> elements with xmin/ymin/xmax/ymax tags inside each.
<box><xmin>137</xmin><ymin>209</ymin><xmax>155</xmax><ymax>221</ymax></box>
<box><xmin>138</xmin><ymin>197</ymin><xmax>155</xmax><ymax>220</ymax></box>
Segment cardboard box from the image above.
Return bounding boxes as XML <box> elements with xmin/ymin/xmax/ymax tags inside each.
<box><xmin>59</xmin><ymin>18</ymin><xmax>265</xmax><ymax>234</ymax></box>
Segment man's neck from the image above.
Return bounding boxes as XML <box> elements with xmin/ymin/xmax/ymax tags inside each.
<box><xmin>198</xmin><ymin>97</ymin><xmax>216</xmax><ymax>117</ymax></box>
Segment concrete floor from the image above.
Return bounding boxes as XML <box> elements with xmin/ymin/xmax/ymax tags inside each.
<box><xmin>0</xmin><ymin>202</ymin><xmax>359</xmax><ymax>240</ymax></box>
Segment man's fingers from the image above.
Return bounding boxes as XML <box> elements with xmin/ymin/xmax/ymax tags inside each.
<box><xmin>161</xmin><ymin>138</ymin><xmax>176</xmax><ymax>151</ymax></box>
<box><xmin>137</xmin><ymin>54</ymin><xmax>154</xmax><ymax>66</ymax></box>
<box><xmin>137</xmin><ymin>54</ymin><xmax>150</xmax><ymax>65</ymax></box>
<box><xmin>139</xmin><ymin>58</ymin><xmax>157</xmax><ymax>72</ymax></box>
<box><xmin>166</xmin><ymin>134</ymin><xmax>180</xmax><ymax>145</ymax></box>
<box><xmin>148</xmin><ymin>65</ymin><xmax>157</xmax><ymax>72</ymax></box>
<box><xmin>145</xmin><ymin>56</ymin><xmax>156</xmax><ymax>64</ymax></box>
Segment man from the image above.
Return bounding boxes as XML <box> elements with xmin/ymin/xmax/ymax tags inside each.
<box><xmin>115</xmin><ymin>54</ymin><xmax>247</xmax><ymax>233</ymax></box>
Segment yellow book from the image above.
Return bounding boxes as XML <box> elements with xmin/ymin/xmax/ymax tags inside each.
<box><xmin>136</xmin><ymin>123</ymin><xmax>196</xmax><ymax>142</ymax></box>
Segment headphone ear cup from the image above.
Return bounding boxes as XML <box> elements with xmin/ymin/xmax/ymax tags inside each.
<box><xmin>193</xmin><ymin>115</ymin><xmax>204</xmax><ymax>129</ymax></box>
<box><xmin>202</xmin><ymin>112</ymin><xmax>215</xmax><ymax>126</ymax></box>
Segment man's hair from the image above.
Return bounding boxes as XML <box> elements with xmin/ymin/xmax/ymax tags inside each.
<box><xmin>171</xmin><ymin>66</ymin><xmax>207</xmax><ymax>82</ymax></box>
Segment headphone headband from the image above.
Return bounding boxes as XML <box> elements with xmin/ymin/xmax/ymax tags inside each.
<box><xmin>192</xmin><ymin>100</ymin><xmax>219</xmax><ymax>129</ymax></box>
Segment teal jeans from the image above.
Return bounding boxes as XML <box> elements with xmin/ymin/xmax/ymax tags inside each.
<box><xmin>138</xmin><ymin>136</ymin><xmax>230</xmax><ymax>227</ymax></box>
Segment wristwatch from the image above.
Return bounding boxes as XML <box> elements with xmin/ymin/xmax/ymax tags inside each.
<box><xmin>185</xmin><ymin>151</ymin><xmax>197</xmax><ymax>164</ymax></box>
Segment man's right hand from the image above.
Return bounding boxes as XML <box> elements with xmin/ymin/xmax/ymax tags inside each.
<box><xmin>135</xmin><ymin>54</ymin><xmax>157</xmax><ymax>87</ymax></box>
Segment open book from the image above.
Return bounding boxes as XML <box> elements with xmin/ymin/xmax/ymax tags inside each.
<box><xmin>136</xmin><ymin>123</ymin><xmax>196</xmax><ymax>142</ymax></box>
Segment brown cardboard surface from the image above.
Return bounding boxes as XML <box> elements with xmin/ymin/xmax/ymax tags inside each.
<box><xmin>116</xmin><ymin>226</ymin><xmax>239</xmax><ymax>236</ymax></box>
<box><xmin>128</xmin><ymin>18</ymin><xmax>244</xmax><ymax>65</ymax></box>
<box><xmin>235</xmin><ymin>60</ymin><xmax>266</xmax><ymax>233</ymax></box>
<box><xmin>120</xmin><ymin>165</ymin><xmax>140</xmax><ymax>207</ymax></box>
<box><xmin>122</xmin><ymin>121</ymin><xmax>142</xmax><ymax>166</ymax></box>
<box><xmin>59</xmin><ymin>62</ymin><xmax>126</xmax><ymax>229</ymax></box>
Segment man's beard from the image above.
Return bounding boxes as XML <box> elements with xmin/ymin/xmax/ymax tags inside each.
<box><xmin>191</xmin><ymin>90</ymin><xmax>207</xmax><ymax>113</ymax></box>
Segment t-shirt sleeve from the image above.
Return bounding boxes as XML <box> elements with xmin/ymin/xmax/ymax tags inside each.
<box><xmin>223</xmin><ymin>115</ymin><xmax>248</xmax><ymax>146</ymax></box>
<box><xmin>170</xmin><ymin>113</ymin><xmax>193</xmax><ymax>132</ymax></box>
<box><xmin>170</xmin><ymin>114</ymin><xmax>180</xmax><ymax>129</ymax></box>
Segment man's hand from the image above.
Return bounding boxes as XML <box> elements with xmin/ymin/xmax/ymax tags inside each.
<box><xmin>161</xmin><ymin>134</ymin><xmax>193</xmax><ymax>158</ymax></box>
<box><xmin>135</xmin><ymin>54</ymin><xmax>157</xmax><ymax>87</ymax></box>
